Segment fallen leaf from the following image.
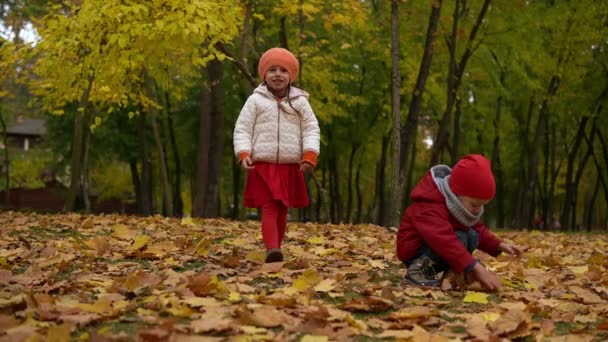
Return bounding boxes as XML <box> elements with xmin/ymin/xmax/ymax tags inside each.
<box><xmin>314</xmin><ymin>279</ymin><xmax>336</xmax><ymax>292</ymax></box>
<box><xmin>491</xmin><ymin>309</ymin><xmax>525</xmax><ymax>336</ymax></box>
<box><xmin>463</xmin><ymin>291</ymin><xmax>489</xmax><ymax>304</ymax></box>
<box><xmin>466</xmin><ymin>315</ymin><xmax>491</xmax><ymax>341</ymax></box>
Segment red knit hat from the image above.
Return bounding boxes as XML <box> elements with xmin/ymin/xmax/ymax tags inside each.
<box><xmin>258</xmin><ymin>48</ymin><xmax>299</xmax><ymax>83</ymax></box>
<box><xmin>449</xmin><ymin>154</ymin><xmax>496</xmax><ymax>200</ymax></box>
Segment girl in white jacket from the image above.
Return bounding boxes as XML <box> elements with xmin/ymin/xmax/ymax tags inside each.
<box><xmin>233</xmin><ymin>47</ymin><xmax>320</xmax><ymax>263</ymax></box>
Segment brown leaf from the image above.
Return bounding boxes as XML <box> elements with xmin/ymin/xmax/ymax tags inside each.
<box><xmin>46</xmin><ymin>323</ymin><xmax>72</xmax><ymax>342</ymax></box>
<box><xmin>466</xmin><ymin>315</ymin><xmax>491</xmax><ymax>341</ymax></box>
<box><xmin>490</xmin><ymin>309</ymin><xmax>525</xmax><ymax>336</ymax></box>
<box><xmin>190</xmin><ymin>318</ymin><xmax>233</xmax><ymax>333</ymax></box>
<box><xmin>341</xmin><ymin>296</ymin><xmax>393</xmax><ymax>313</ymax></box>
<box><xmin>0</xmin><ymin>314</ymin><xmax>21</xmax><ymax>330</ymax></box>
<box><xmin>569</xmin><ymin>286</ymin><xmax>604</xmax><ymax>304</ymax></box>
<box><xmin>387</xmin><ymin>306</ymin><xmax>438</xmax><ymax>321</ymax></box>
<box><xmin>237</xmin><ymin>305</ymin><xmax>292</xmax><ymax>328</ymax></box>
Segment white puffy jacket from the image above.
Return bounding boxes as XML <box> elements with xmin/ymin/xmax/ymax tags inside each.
<box><xmin>233</xmin><ymin>84</ymin><xmax>320</xmax><ymax>164</ymax></box>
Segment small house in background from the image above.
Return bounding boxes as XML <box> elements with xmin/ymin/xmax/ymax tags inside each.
<box><xmin>3</xmin><ymin>117</ymin><xmax>46</xmax><ymax>151</ymax></box>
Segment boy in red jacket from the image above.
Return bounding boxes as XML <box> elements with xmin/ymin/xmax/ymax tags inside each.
<box><xmin>396</xmin><ymin>154</ymin><xmax>522</xmax><ymax>290</ymax></box>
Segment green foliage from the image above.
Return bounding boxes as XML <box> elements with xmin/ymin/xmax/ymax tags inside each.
<box><xmin>0</xmin><ymin>149</ymin><xmax>53</xmax><ymax>190</ymax></box>
<box><xmin>90</xmin><ymin>160</ymin><xmax>133</xmax><ymax>201</ymax></box>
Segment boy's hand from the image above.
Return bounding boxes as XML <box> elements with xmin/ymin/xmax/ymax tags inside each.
<box><xmin>471</xmin><ymin>263</ymin><xmax>502</xmax><ymax>291</ymax></box>
<box><xmin>240</xmin><ymin>157</ymin><xmax>254</xmax><ymax>170</ymax></box>
<box><xmin>498</xmin><ymin>242</ymin><xmax>524</xmax><ymax>256</ymax></box>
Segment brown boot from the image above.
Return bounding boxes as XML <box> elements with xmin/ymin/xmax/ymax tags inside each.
<box><xmin>265</xmin><ymin>249</ymin><xmax>283</xmax><ymax>263</ymax></box>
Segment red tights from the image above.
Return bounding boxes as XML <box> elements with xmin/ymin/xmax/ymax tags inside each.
<box><xmin>261</xmin><ymin>201</ymin><xmax>288</xmax><ymax>249</ymax></box>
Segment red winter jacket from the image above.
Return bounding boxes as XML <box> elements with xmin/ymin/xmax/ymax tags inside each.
<box><xmin>396</xmin><ymin>168</ymin><xmax>502</xmax><ymax>272</ymax></box>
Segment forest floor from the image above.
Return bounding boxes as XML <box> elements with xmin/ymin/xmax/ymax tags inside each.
<box><xmin>0</xmin><ymin>212</ymin><xmax>607</xmax><ymax>341</ymax></box>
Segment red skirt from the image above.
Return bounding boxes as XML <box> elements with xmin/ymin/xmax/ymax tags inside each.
<box><xmin>244</xmin><ymin>162</ymin><xmax>309</xmax><ymax>208</ymax></box>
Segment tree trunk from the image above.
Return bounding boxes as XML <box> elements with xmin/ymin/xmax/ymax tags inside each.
<box><xmin>389</xmin><ymin>0</ymin><xmax>403</xmax><ymax>228</ymax></box>
<box><xmin>547</xmin><ymin>123</ymin><xmax>562</xmax><ymax>229</ymax></box>
<box><xmin>584</xmin><ymin>177</ymin><xmax>600</xmax><ymax>232</ymax></box>
<box><xmin>524</xmin><ymin>75</ymin><xmax>560</xmax><ymax>229</ymax></box>
<box><xmin>346</xmin><ymin>143</ymin><xmax>360</xmax><ymax>223</ymax></box>
<box><xmin>490</xmin><ymin>58</ymin><xmax>505</xmax><ymax>228</ymax></box>
<box><xmin>129</xmin><ymin>160</ymin><xmax>142</xmax><ymax>214</ymax></box>
<box><xmin>430</xmin><ymin>0</ymin><xmax>491</xmax><ymax>166</ymax></box>
<box><xmin>451</xmin><ymin>97</ymin><xmax>462</xmax><ymax>164</ymax></box>
<box><xmin>405</xmin><ymin>139</ymin><xmax>417</xmax><ymax>206</ymax></box>
<box><xmin>279</xmin><ymin>17</ymin><xmax>289</xmax><ymax>50</ymax></box>
<box><xmin>82</xmin><ymin>113</ymin><xmax>91</xmax><ymax>213</ymax></box>
<box><xmin>570</xmin><ymin>142</ymin><xmax>593</xmax><ymax>231</ymax></box>
<box><xmin>232</xmin><ymin>161</ymin><xmax>241</xmax><ymax>219</ymax></box>
<box><xmin>561</xmin><ymin>116</ymin><xmax>589</xmax><ymax>230</ymax></box>
<box><xmin>66</xmin><ymin>78</ymin><xmax>94</xmax><ymax>212</ymax></box>
<box><xmin>355</xmin><ymin>165</ymin><xmax>363</xmax><ymax>224</ymax></box>
<box><xmin>165</xmin><ymin>91</ymin><xmax>183</xmax><ymax>217</ymax></box>
<box><xmin>400</xmin><ymin>0</ymin><xmax>441</xmax><ymax>209</ymax></box>
<box><xmin>569</xmin><ymin>122</ymin><xmax>596</xmax><ymax>230</ymax></box>
<box><xmin>0</xmin><ymin>113</ymin><xmax>10</xmax><ymax>207</ymax></box>
<box><xmin>144</xmin><ymin>73</ymin><xmax>173</xmax><ymax>217</ymax></box>
<box><xmin>138</xmin><ymin>112</ymin><xmax>154</xmax><ymax>215</ymax></box>
<box><xmin>193</xmin><ymin>59</ymin><xmax>224</xmax><ymax>217</ymax></box>
<box><xmin>374</xmin><ymin>135</ymin><xmax>389</xmax><ymax>226</ymax></box>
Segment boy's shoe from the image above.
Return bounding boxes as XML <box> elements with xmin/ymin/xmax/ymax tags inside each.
<box><xmin>404</xmin><ymin>255</ymin><xmax>440</xmax><ymax>287</ymax></box>
<box><xmin>265</xmin><ymin>249</ymin><xmax>284</xmax><ymax>263</ymax></box>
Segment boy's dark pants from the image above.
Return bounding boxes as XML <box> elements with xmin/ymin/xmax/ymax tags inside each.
<box><xmin>405</xmin><ymin>229</ymin><xmax>479</xmax><ymax>272</ymax></box>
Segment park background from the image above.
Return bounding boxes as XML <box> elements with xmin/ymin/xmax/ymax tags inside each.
<box><xmin>1</xmin><ymin>0</ymin><xmax>607</xmax><ymax>231</ymax></box>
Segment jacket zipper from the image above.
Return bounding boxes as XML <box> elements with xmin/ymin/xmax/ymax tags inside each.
<box><xmin>276</xmin><ymin>101</ymin><xmax>280</xmax><ymax>163</ymax></box>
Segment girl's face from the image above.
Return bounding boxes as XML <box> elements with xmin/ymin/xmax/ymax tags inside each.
<box><xmin>265</xmin><ymin>65</ymin><xmax>290</xmax><ymax>95</ymax></box>
<box><xmin>457</xmin><ymin>195</ymin><xmax>489</xmax><ymax>216</ymax></box>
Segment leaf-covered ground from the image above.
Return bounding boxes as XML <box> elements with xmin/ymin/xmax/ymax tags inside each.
<box><xmin>0</xmin><ymin>212</ymin><xmax>607</xmax><ymax>341</ymax></box>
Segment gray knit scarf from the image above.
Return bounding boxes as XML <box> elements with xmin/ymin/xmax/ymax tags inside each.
<box><xmin>432</xmin><ymin>165</ymin><xmax>483</xmax><ymax>227</ymax></box>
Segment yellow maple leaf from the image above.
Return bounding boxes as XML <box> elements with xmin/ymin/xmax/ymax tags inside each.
<box><xmin>128</xmin><ymin>235</ymin><xmax>151</xmax><ymax>251</ymax></box>
<box><xmin>293</xmin><ymin>269</ymin><xmax>321</xmax><ymax>291</ymax></box>
<box><xmin>195</xmin><ymin>238</ymin><xmax>211</xmax><ymax>256</ymax></box>
<box><xmin>568</xmin><ymin>265</ymin><xmax>588</xmax><ymax>274</ymax></box>
<box><xmin>307</xmin><ymin>236</ymin><xmax>325</xmax><ymax>244</ymax></box>
<box><xmin>463</xmin><ymin>291</ymin><xmax>489</xmax><ymax>304</ymax></box>
<box><xmin>181</xmin><ymin>297</ymin><xmax>222</xmax><ymax>307</ymax></box>
<box><xmin>246</xmin><ymin>250</ymin><xmax>266</xmax><ymax>263</ymax></box>
<box><xmin>111</xmin><ymin>224</ymin><xmax>135</xmax><ymax>240</ymax></box>
<box><xmin>225</xmin><ymin>291</ymin><xmax>241</xmax><ymax>303</ymax></box>
<box><xmin>314</xmin><ymin>279</ymin><xmax>336</xmax><ymax>293</ymax></box>
<box><xmin>482</xmin><ymin>312</ymin><xmax>501</xmax><ymax>322</ymax></box>
<box><xmin>300</xmin><ymin>335</ymin><xmax>329</xmax><ymax>342</ymax></box>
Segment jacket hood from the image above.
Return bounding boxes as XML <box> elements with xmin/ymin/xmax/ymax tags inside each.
<box><xmin>254</xmin><ymin>84</ymin><xmax>309</xmax><ymax>101</ymax></box>
<box><xmin>410</xmin><ymin>165</ymin><xmax>452</xmax><ymax>203</ymax></box>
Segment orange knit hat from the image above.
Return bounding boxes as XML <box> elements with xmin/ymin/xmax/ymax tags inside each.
<box><xmin>257</xmin><ymin>48</ymin><xmax>299</xmax><ymax>83</ymax></box>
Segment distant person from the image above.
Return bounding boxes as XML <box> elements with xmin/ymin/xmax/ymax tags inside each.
<box><xmin>233</xmin><ymin>47</ymin><xmax>320</xmax><ymax>263</ymax></box>
<box><xmin>396</xmin><ymin>154</ymin><xmax>523</xmax><ymax>290</ymax></box>
<box><xmin>534</xmin><ymin>215</ymin><xmax>544</xmax><ymax>230</ymax></box>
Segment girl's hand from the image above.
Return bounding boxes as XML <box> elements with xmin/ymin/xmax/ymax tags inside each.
<box><xmin>240</xmin><ymin>157</ymin><xmax>254</xmax><ymax>170</ymax></box>
<box><xmin>471</xmin><ymin>263</ymin><xmax>502</xmax><ymax>291</ymax></box>
<box><xmin>498</xmin><ymin>242</ymin><xmax>524</xmax><ymax>257</ymax></box>
<box><xmin>300</xmin><ymin>162</ymin><xmax>314</xmax><ymax>173</ymax></box>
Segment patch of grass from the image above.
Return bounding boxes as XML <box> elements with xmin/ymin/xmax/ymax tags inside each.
<box><xmin>12</xmin><ymin>263</ymin><xmax>29</xmax><ymax>274</ymax></box>
<box><xmin>95</xmin><ymin>257</ymin><xmax>155</xmax><ymax>271</ymax></box>
<box><xmin>172</xmin><ymin>260</ymin><xmax>206</xmax><ymax>273</ymax></box>
<box><xmin>450</xmin><ymin>325</ymin><xmax>466</xmax><ymax>334</ymax></box>
<box><xmin>249</xmin><ymin>276</ymin><xmax>286</xmax><ymax>291</ymax></box>
<box><xmin>73</xmin><ymin>310</ymin><xmax>144</xmax><ymax>338</ymax></box>
<box><xmin>20</xmin><ymin>226</ymin><xmax>87</xmax><ymax>240</ymax></box>
<box><xmin>553</xmin><ymin>321</ymin><xmax>579</xmax><ymax>335</ymax></box>
<box><xmin>54</xmin><ymin>263</ymin><xmax>79</xmax><ymax>281</ymax></box>
<box><xmin>352</xmin><ymin>308</ymin><xmax>397</xmax><ymax>320</ymax></box>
